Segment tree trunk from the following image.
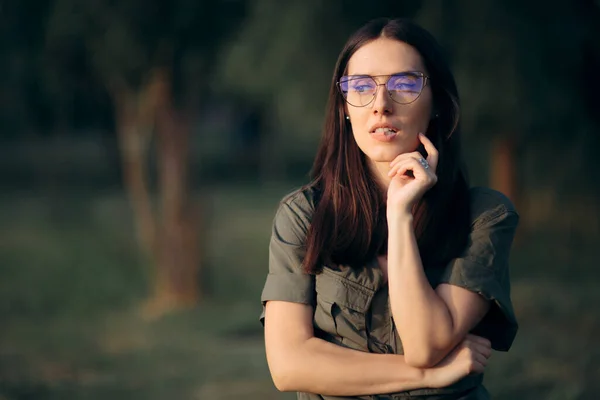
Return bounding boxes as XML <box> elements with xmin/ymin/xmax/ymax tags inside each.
<box><xmin>151</xmin><ymin>68</ymin><xmax>201</xmax><ymax>314</ymax></box>
<box><xmin>112</xmin><ymin>82</ymin><xmax>156</xmax><ymax>260</ymax></box>
<box><xmin>112</xmin><ymin>70</ymin><xmax>201</xmax><ymax>318</ymax></box>
<box><xmin>490</xmin><ymin>135</ymin><xmax>518</xmax><ymax>205</ymax></box>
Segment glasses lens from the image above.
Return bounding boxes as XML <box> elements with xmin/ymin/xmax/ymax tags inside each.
<box><xmin>387</xmin><ymin>73</ymin><xmax>425</xmax><ymax>104</ymax></box>
<box><xmin>340</xmin><ymin>76</ymin><xmax>377</xmax><ymax>106</ymax></box>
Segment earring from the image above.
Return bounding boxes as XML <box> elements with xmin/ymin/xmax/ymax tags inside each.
<box><xmin>346</xmin><ymin>116</ymin><xmax>350</xmax><ymax>120</ymax></box>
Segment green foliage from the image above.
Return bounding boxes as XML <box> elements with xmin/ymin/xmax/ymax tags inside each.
<box><xmin>44</xmin><ymin>0</ymin><xmax>248</xmax><ymax>97</ymax></box>
<box><xmin>214</xmin><ymin>0</ymin><xmax>423</xmax><ymax>152</ymax></box>
<box><xmin>416</xmin><ymin>0</ymin><xmax>599</xmax><ymax>143</ymax></box>
<box><xmin>215</xmin><ymin>0</ymin><xmax>341</xmax><ymax>151</ymax></box>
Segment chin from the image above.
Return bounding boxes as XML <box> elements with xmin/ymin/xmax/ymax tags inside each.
<box><xmin>364</xmin><ymin>145</ymin><xmax>411</xmax><ymax>163</ymax></box>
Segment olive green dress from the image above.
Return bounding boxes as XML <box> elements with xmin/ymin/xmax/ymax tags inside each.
<box><xmin>260</xmin><ymin>186</ymin><xmax>519</xmax><ymax>400</ymax></box>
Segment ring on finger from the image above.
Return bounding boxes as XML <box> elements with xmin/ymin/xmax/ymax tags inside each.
<box><xmin>418</xmin><ymin>158</ymin><xmax>429</xmax><ymax>169</ymax></box>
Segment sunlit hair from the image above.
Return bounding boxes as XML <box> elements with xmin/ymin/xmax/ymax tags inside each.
<box><xmin>303</xmin><ymin>17</ymin><xmax>471</xmax><ymax>274</ymax></box>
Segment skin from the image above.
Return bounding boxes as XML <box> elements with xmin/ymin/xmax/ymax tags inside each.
<box><xmin>265</xmin><ymin>302</ymin><xmax>491</xmax><ymax>395</ymax></box>
<box><xmin>347</xmin><ymin>37</ymin><xmax>491</xmax><ymax>367</ymax></box>
<box><xmin>263</xmin><ymin>37</ymin><xmax>494</xmax><ymax>395</ymax></box>
<box><xmin>345</xmin><ymin>37</ymin><xmax>434</xmax><ymax>187</ymax></box>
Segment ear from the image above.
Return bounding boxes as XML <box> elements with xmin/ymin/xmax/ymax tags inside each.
<box><xmin>343</xmin><ymin>104</ymin><xmax>351</xmax><ymax>121</ymax></box>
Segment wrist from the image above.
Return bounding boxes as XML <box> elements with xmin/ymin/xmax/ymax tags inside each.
<box><xmin>386</xmin><ymin>210</ymin><xmax>414</xmax><ymax>226</ymax></box>
<box><xmin>421</xmin><ymin>368</ymin><xmax>437</xmax><ymax>389</ymax></box>
<box><xmin>395</xmin><ymin>359</ymin><xmax>428</xmax><ymax>388</ymax></box>
<box><xmin>387</xmin><ymin>202</ymin><xmax>413</xmax><ymax>218</ymax></box>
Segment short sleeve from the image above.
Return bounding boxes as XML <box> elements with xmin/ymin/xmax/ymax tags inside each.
<box><xmin>259</xmin><ymin>188</ymin><xmax>317</xmax><ymax>325</ymax></box>
<box><xmin>439</xmin><ymin>189</ymin><xmax>520</xmax><ymax>351</ymax></box>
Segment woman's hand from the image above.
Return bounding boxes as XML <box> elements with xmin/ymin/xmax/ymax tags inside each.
<box><xmin>387</xmin><ymin>133</ymin><xmax>439</xmax><ymax>217</ymax></box>
<box><xmin>424</xmin><ymin>334</ymin><xmax>492</xmax><ymax>389</ymax></box>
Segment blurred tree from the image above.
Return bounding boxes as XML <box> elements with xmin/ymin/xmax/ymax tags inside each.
<box><xmin>216</xmin><ymin>0</ymin><xmax>339</xmax><ymax>180</ymax></box>
<box><xmin>215</xmin><ymin>0</ymin><xmax>420</xmax><ymax>180</ymax></box>
<box><xmin>219</xmin><ymin>0</ymin><xmax>599</xmax><ymax>232</ymax></box>
<box><xmin>416</xmin><ymin>0</ymin><xmax>525</xmax><ymax>204</ymax></box>
<box><xmin>44</xmin><ymin>0</ymin><xmax>247</xmax><ymax>315</ymax></box>
<box><xmin>417</xmin><ymin>0</ymin><xmax>600</xmax><ymax>217</ymax></box>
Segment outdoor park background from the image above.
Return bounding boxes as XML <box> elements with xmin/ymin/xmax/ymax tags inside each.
<box><xmin>1</xmin><ymin>0</ymin><xmax>599</xmax><ymax>399</ymax></box>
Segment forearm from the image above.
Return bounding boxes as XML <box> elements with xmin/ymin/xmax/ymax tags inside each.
<box><xmin>271</xmin><ymin>336</ymin><xmax>430</xmax><ymax>395</ymax></box>
<box><xmin>387</xmin><ymin>214</ymin><xmax>455</xmax><ymax>365</ymax></box>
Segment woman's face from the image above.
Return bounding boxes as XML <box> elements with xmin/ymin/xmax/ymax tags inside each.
<box><xmin>345</xmin><ymin>37</ymin><xmax>433</xmax><ymax>163</ymax></box>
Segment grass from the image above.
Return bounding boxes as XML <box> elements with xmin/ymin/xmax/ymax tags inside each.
<box><xmin>0</xmin><ymin>183</ymin><xmax>598</xmax><ymax>399</ymax></box>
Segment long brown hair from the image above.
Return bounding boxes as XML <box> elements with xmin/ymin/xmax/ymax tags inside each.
<box><xmin>303</xmin><ymin>18</ymin><xmax>471</xmax><ymax>274</ymax></box>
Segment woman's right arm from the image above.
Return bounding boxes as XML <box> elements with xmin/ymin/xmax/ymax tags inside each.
<box><xmin>264</xmin><ymin>300</ymin><xmax>491</xmax><ymax>397</ymax></box>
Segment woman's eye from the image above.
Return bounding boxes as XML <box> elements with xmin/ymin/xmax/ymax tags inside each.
<box><xmin>392</xmin><ymin>82</ymin><xmax>413</xmax><ymax>90</ymax></box>
<box><xmin>349</xmin><ymin>80</ymin><xmax>374</xmax><ymax>92</ymax></box>
<box><xmin>390</xmin><ymin>76</ymin><xmax>420</xmax><ymax>90</ymax></box>
<box><xmin>353</xmin><ymin>85</ymin><xmax>373</xmax><ymax>92</ymax></box>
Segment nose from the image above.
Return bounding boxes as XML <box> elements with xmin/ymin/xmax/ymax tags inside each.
<box><xmin>371</xmin><ymin>84</ymin><xmax>393</xmax><ymax>115</ymax></box>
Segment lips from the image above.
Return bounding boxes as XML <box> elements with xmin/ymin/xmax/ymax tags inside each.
<box><xmin>370</xmin><ymin>126</ymin><xmax>398</xmax><ymax>142</ymax></box>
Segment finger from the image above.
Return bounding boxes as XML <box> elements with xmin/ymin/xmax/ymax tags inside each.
<box><xmin>412</xmin><ymin>150</ymin><xmax>426</xmax><ymax>160</ymax></box>
<box><xmin>471</xmin><ymin>343</ymin><xmax>492</xmax><ymax>360</ymax></box>
<box><xmin>475</xmin><ymin>351</ymin><xmax>488</xmax><ymax>365</ymax></box>
<box><xmin>470</xmin><ymin>359</ymin><xmax>486</xmax><ymax>375</ymax></box>
<box><xmin>473</xmin><ymin>352</ymin><xmax>488</xmax><ymax>368</ymax></box>
<box><xmin>419</xmin><ymin>133</ymin><xmax>439</xmax><ymax>172</ymax></box>
<box><xmin>388</xmin><ymin>157</ymin><xmax>428</xmax><ymax>178</ymax></box>
<box><xmin>466</xmin><ymin>334</ymin><xmax>491</xmax><ymax>349</ymax></box>
<box><xmin>389</xmin><ymin>151</ymin><xmax>424</xmax><ymax>168</ymax></box>
<box><xmin>465</xmin><ymin>334</ymin><xmax>490</xmax><ymax>346</ymax></box>
<box><xmin>388</xmin><ymin>159</ymin><xmax>414</xmax><ymax>178</ymax></box>
<box><xmin>406</xmin><ymin>152</ymin><xmax>433</xmax><ymax>174</ymax></box>
<box><xmin>388</xmin><ymin>158</ymin><xmax>413</xmax><ymax>177</ymax></box>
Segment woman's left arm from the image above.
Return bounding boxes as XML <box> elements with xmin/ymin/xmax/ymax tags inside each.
<box><xmin>386</xmin><ymin>213</ymin><xmax>490</xmax><ymax>368</ymax></box>
<box><xmin>385</xmin><ymin>134</ymin><xmax>516</xmax><ymax>368</ymax></box>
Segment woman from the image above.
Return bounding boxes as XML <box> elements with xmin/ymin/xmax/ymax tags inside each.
<box><xmin>260</xmin><ymin>17</ymin><xmax>519</xmax><ymax>400</ymax></box>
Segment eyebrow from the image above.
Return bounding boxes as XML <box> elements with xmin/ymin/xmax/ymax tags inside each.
<box><xmin>345</xmin><ymin>70</ymin><xmax>422</xmax><ymax>76</ymax></box>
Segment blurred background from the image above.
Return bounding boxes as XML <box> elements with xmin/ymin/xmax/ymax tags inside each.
<box><xmin>1</xmin><ymin>0</ymin><xmax>599</xmax><ymax>399</ymax></box>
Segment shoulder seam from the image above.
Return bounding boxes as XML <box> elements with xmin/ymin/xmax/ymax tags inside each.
<box><xmin>280</xmin><ymin>185</ymin><xmax>318</xmax><ymax>209</ymax></box>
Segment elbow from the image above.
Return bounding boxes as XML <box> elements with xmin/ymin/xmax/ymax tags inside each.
<box><xmin>401</xmin><ymin>330</ymin><xmax>455</xmax><ymax>368</ymax></box>
<box><xmin>268</xmin><ymin>353</ymin><xmax>300</xmax><ymax>392</ymax></box>
<box><xmin>266</xmin><ymin>334</ymin><xmax>314</xmax><ymax>392</ymax></box>
<box><xmin>272</xmin><ymin>373</ymin><xmax>293</xmax><ymax>392</ymax></box>
<box><xmin>270</xmin><ymin>366</ymin><xmax>297</xmax><ymax>392</ymax></box>
<box><xmin>404</xmin><ymin>350</ymin><xmax>437</xmax><ymax>368</ymax></box>
<box><xmin>403</xmin><ymin>345</ymin><xmax>446</xmax><ymax>368</ymax></box>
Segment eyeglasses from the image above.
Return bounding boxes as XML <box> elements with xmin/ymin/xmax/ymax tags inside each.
<box><xmin>338</xmin><ymin>71</ymin><xmax>429</xmax><ymax>107</ymax></box>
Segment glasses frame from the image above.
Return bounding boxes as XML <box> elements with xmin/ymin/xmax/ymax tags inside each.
<box><xmin>337</xmin><ymin>71</ymin><xmax>430</xmax><ymax>107</ymax></box>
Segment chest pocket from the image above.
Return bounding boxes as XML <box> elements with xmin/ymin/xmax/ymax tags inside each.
<box><xmin>314</xmin><ymin>268</ymin><xmax>375</xmax><ymax>351</ymax></box>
